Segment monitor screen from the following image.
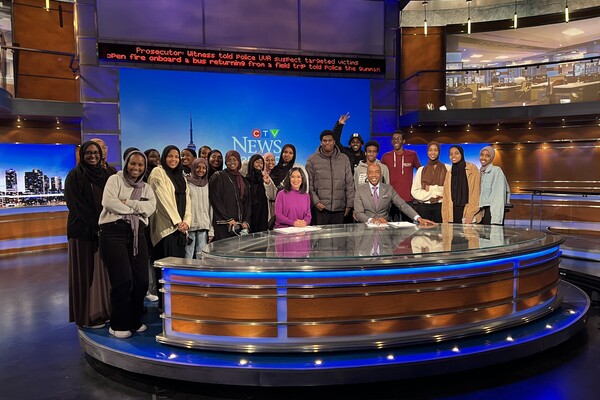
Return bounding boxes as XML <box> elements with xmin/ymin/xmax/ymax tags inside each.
<box><xmin>447</xmin><ymin>16</ymin><xmax>600</xmax><ymax>69</ymax></box>
<box><xmin>0</xmin><ymin>143</ymin><xmax>76</xmax><ymax>209</ymax></box>
<box><xmin>119</xmin><ymin>68</ymin><xmax>372</xmax><ymax>165</ymax></box>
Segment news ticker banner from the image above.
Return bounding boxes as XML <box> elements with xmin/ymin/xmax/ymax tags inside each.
<box><xmin>98</xmin><ymin>43</ymin><xmax>385</xmax><ymax>76</ymax></box>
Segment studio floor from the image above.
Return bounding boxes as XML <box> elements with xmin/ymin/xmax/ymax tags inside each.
<box><xmin>1</xmin><ymin>245</ymin><xmax>599</xmax><ymax>400</ymax></box>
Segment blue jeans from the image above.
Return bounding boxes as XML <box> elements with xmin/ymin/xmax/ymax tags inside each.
<box><xmin>184</xmin><ymin>230</ymin><xmax>208</xmax><ymax>259</ymax></box>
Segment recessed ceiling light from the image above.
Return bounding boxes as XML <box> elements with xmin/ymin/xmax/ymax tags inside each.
<box><xmin>471</xmin><ymin>54</ymin><xmax>483</xmax><ymax>58</ymax></box>
<box><xmin>496</xmin><ymin>56</ymin><xmax>509</xmax><ymax>59</ymax></box>
<box><xmin>461</xmin><ymin>59</ymin><xmax>471</xmax><ymax>62</ymax></box>
<box><xmin>481</xmin><ymin>60</ymin><xmax>491</xmax><ymax>62</ymax></box>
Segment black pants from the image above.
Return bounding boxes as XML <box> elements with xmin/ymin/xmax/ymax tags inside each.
<box><xmin>479</xmin><ymin>206</ymin><xmax>505</xmax><ymax>226</ymax></box>
<box><xmin>99</xmin><ymin>220</ymin><xmax>148</xmax><ymax>332</ymax></box>
<box><xmin>414</xmin><ymin>202</ymin><xmax>443</xmax><ymax>223</ymax></box>
<box><xmin>152</xmin><ymin>231</ymin><xmax>187</xmax><ymax>309</ymax></box>
<box><xmin>452</xmin><ymin>205</ymin><xmax>465</xmax><ymax>223</ymax></box>
<box><xmin>390</xmin><ymin>203</ymin><xmax>415</xmax><ymax>222</ymax></box>
<box><xmin>312</xmin><ymin>207</ymin><xmax>345</xmax><ymax>225</ymax></box>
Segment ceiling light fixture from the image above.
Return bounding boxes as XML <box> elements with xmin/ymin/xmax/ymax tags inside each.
<box><xmin>565</xmin><ymin>1</ymin><xmax>569</xmax><ymax>23</ymax></box>
<box><xmin>467</xmin><ymin>0</ymin><xmax>472</xmax><ymax>35</ymax></box>
<box><xmin>423</xmin><ymin>1</ymin><xmax>428</xmax><ymax>37</ymax></box>
<box><xmin>45</xmin><ymin>0</ymin><xmax>50</xmax><ymax>11</ymax></box>
<box><xmin>513</xmin><ymin>0</ymin><xmax>518</xmax><ymax>29</ymax></box>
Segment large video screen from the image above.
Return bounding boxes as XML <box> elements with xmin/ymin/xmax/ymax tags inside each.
<box><xmin>0</xmin><ymin>143</ymin><xmax>76</xmax><ymax>209</ymax></box>
<box><xmin>447</xmin><ymin>16</ymin><xmax>600</xmax><ymax>68</ymax></box>
<box><xmin>119</xmin><ymin>68</ymin><xmax>371</xmax><ymax>165</ymax></box>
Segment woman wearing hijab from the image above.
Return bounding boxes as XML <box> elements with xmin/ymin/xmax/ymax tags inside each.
<box><xmin>185</xmin><ymin>158</ymin><xmax>214</xmax><ymax>258</ymax></box>
<box><xmin>411</xmin><ymin>141</ymin><xmax>450</xmax><ymax>223</ymax></box>
<box><xmin>441</xmin><ymin>145</ymin><xmax>482</xmax><ymax>224</ymax></box>
<box><xmin>148</xmin><ymin>145</ymin><xmax>192</xmax><ymax>306</ymax></box>
<box><xmin>148</xmin><ymin>145</ymin><xmax>192</xmax><ymax>258</ymax></box>
<box><xmin>99</xmin><ymin>150</ymin><xmax>156</xmax><ymax>338</ymax></box>
<box><xmin>479</xmin><ymin>146</ymin><xmax>510</xmax><ymax>225</ymax></box>
<box><xmin>263</xmin><ymin>152</ymin><xmax>276</xmax><ymax>176</ymax></box>
<box><xmin>269</xmin><ymin>144</ymin><xmax>309</xmax><ymax>191</ymax></box>
<box><xmin>247</xmin><ymin>154</ymin><xmax>277</xmax><ymax>232</ymax></box>
<box><xmin>65</xmin><ymin>141</ymin><xmax>111</xmax><ymax>329</ymax></box>
<box><xmin>207</xmin><ymin>149</ymin><xmax>224</xmax><ymax>180</ymax></box>
<box><xmin>209</xmin><ymin>150</ymin><xmax>252</xmax><ymax>241</ymax></box>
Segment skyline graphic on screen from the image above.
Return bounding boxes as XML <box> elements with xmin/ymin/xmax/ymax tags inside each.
<box><xmin>0</xmin><ymin>143</ymin><xmax>76</xmax><ymax>208</ymax></box>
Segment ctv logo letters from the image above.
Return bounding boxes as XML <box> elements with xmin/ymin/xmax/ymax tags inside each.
<box><xmin>258</xmin><ymin>129</ymin><xmax>280</xmax><ymax>138</ymax></box>
<box><xmin>232</xmin><ymin>128</ymin><xmax>282</xmax><ymax>155</ymax></box>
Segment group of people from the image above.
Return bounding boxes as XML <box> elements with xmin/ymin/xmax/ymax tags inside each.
<box><xmin>64</xmin><ymin>117</ymin><xmax>510</xmax><ymax>340</ymax></box>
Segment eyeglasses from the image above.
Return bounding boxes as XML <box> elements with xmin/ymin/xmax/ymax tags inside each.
<box><xmin>83</xmin><ymin>151</ymin><xmax>100</xmax><ymax>156</ymax></box>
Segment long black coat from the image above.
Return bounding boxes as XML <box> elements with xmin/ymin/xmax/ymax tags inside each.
<box><xmin>209</xmin><ymin>170</ymin><xmax>252</xmax><ymax>241</ymax></box>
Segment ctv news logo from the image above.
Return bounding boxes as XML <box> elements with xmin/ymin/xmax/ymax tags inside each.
<box><xmin>232</xmin><ymin>128</ymin><xmax>282</xmax><ymax>155</ymax></box>
<box><xmin>251</xmin><ymin>128</ymin><xmax>279</xmax><ymax>139</ymax></box>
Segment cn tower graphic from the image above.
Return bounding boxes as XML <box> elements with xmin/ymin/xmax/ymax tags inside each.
<box><xmin>187</xmin><ymin>114</ymin><xmax>196</xmax><ymax>151</ymax></box>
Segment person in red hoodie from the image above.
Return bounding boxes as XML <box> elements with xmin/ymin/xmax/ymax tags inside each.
<box><xmin>381</xmin><ymin>130</ymin><xmax>421</xmax><ymax>222</ymax></box>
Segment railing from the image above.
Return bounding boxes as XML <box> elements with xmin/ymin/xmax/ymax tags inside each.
<box><xmin>401</xmin><ymin>56</ymin><xmax>600</xmax><ymax>113</ymax></box>
<box><xmin>0</xmin><ymin>44</ymin><xmax>79</xmax><ymax>99</ymax></box>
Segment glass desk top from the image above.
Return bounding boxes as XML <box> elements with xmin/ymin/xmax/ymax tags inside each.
<box><xmin>188</xmin><ymin>224</ymin><xmax>564</xmax><ymax>271</ymax></box>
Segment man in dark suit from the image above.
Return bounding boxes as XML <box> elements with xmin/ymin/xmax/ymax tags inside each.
<box><xmin>354</xmin><ymin>163</ymin><xmax>435</xmax><ymax>226</ymax></box>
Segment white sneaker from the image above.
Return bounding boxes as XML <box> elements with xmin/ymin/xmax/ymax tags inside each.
<box><xmin>145</xmin><ymin>294</ymin><xmax>159</xmax><ymax>302</ymax></box>
<box><xmin>136</xmin><ymin>324</ymin><xmax>148</xmax><ymax>333</ymax></box>
<box><xmin>109</xmin><ymin>327</ymin><xmax>132</xmax><ymax>339</ymax></box>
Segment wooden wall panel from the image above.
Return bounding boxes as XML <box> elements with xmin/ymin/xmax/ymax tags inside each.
<box><xmin>0</xmin><ymin>211</ymin><xmax>67</xmax><ymax>241</ymax></box>
<box><xmin>400</xmin><ymin>27</ymin><xmax>445</xmax><ymax>112</ymax></box>
<box><xmin>12</xmin><ymin>0</ymin><xmax>79</xmax><ymax>101</ymax></box>
<box><xmin>0</xmin><ymin>126</ymin><xmax>81</xmax><ymax>144</ymax></box>
<box><xmin>16</xmin><ymin>76</ymin><xmax>79</xmax><ymax>102</ymax></box>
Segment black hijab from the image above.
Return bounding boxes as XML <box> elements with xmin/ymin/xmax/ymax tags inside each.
<box><xmin>161</xmin><ymin>145</ymin><xmax>187</xmax><ymax>220</ymax></box>
<box><xmin>247</xmin><ymin>154</ymin><xmax>268</xmax><ymax>232</ymax></box>
<box><xmin>78</xmin><ymin>141</ymin><xmax>108</xmax><ymax>189</ymax></box>
<box><xmin>270</xmin><ymin>144</ymin><xmax>297</xmax><ymax>188</ymax></box>
<box><xmin>225</xmin><ymin>150</ymin><xmax>246</xmax><ymax>200</ymax></box>
<box><xmin>450</xmin><ymin>145</ymin><xmax>469</xmax><ymax>207</ymax></box>
<box><xmin>248</xmin><ymin>154</ymin><xmax>265</xmax><ymax>184</ymax></box>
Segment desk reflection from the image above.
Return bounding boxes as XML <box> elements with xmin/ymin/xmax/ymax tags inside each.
<box><xmin>274</xmin><ymin>232</ymin><xmax>312</xmax><ymax>258</ymax></box>
<box><xmin>205</xmin><ymin>223</ymin><xmax>547</xmax><ymax>260</ymax></box>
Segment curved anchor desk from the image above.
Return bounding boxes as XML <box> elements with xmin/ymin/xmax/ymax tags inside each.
<box><xmin>80</xmin><ymin>224</ymin><xmax>589</xmax><ymax>386</ymax></box>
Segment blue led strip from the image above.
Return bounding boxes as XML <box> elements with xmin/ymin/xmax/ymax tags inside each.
<box><xmin>162</xmin><ymin>247</ymin><xmax>561</xmax><ymax>281</ymax></box>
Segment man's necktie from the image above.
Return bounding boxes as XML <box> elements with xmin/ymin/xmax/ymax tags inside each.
<box><xmin>372</xmin><ymin>231</ymin><xmax>380</xmax><ymax>256</ymax></box>
<box><xmin>373</xmin><ymin>186</ymin><xmax>379</xmax><ymax>208</ymax></box>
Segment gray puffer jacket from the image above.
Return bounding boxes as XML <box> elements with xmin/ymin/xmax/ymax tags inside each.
<box><xmin>305</xmin><ymin>146</ymin><xmax>355</xmax><ymax>212</ymax></box>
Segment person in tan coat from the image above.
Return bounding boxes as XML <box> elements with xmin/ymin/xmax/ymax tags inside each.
<box><xmin>441</xmin><ymin>145</ymin><xmax>482</xmax><ymax>224</ymax></box>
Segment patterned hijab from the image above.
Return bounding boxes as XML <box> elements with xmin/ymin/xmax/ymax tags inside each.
<box><xmin>78</xmin><ymin>141</ymin><xmax>108</xmax><ymax>189</ymax></box>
